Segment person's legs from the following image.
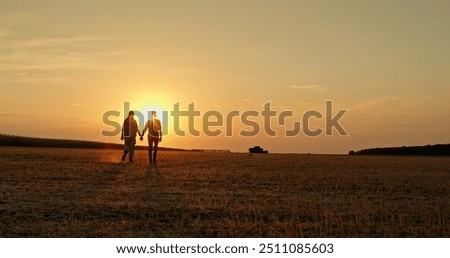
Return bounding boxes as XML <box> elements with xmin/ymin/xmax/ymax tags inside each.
<box><xmin>129</xmin><ymin>138</ymin><xmax>136</xmax><ymax>162</ymax></box>
<box><xmin>121</xmin><ymin>151</ymin><xmax>128</xmax><ymax>161</ymax></box>
<box><xmin>122</xmin><ymin>138</ymin><xmax>130</xmax><ymax>161</ymax></box>
<box><xmin>148</xmin><ymin>136</ymin><xmax>153</xmax><ymax>164</ymax></box>
<box><xmin>153</xmin><ymin>138</ymin><xmax>159</xmax><ymax>163</ymax></box>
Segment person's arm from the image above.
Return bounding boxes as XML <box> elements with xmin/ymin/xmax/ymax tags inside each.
<box><xmin>130</xmin><ymin>120</ymin><xmax>141</xmax><ymax>137</ymax></box>
<box><xmin>142</xmin><ymin>121</ymin><xmax>148</xmax><ymax>137</ymax></box>
<box><xmin>157</xmin><ymin>119</ymin><xmax>162</xmax><ymax>142</ymax></box>
<box><xmin>120</xmin><ymin>122</ymin><xmax>124</xmax><ymax>140</ymax></box>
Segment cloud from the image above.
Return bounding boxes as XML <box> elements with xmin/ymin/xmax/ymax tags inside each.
<box><xmin>2</xmin><ymin>36</ymin><xmax>106</xmax><ymax>49</ymax></box>
<box><xmin>0</xmin><ymin>113</ymin><xmax>45</xmax><ymax>118</ymax></box>
<box><xmin>0</xmin><ymin>13</ymin><xmax>37</xmax><ymax>25</ymax></box>
<box><xmin>290</xmin><ymin>84</ymin><xmax>324</xmax><ymax>90</ymax></box>
<box><xmin>0</xmin><ymin>29</ymin><xmax>12</xmax><ymax>38</ymax></box>
<box><xmin>350</xmin><ymin>94</ymin><xmax>436</xmax><ymax>117</ymax></box>
<box><xmin>0</xmin><ymin>14</ymin><xmax>131</xmax><ymax>76</ymax></box>
<box><xmin>0</xmin><ymin>14</ymin><xmax>130</xmax><ymax>86</ymax></box>
<box><xmin>0</xmin><ymin>73</ymin><xmax>72</xmax><ymax>85</ymax></box>
<box><xmin>0</xmin><ymin>35</ymin><xmax>125</xmax><ymax>74</ymax></box>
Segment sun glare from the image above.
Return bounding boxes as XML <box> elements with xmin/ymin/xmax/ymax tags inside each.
<box><xmin>131</xmin><ymin>92</ymin><xmax>169</xmax><ymax>118</ymax></box>
<box><xmin>128</xmin><ymin>91</ymin><xmax>175</xmax><ymax>138</ymax></box>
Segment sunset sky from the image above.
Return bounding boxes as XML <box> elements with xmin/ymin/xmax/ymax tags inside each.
<box><xmin>1</xmin><ymin>0</ymin><xmax>449</xmax><ymax>153</ymax></box>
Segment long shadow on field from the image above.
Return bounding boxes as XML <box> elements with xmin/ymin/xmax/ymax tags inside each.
<box><xmin>67</xmin><ymin>162</ymin><xmax>175</xmax><ymax>237</ymax></box>
<box><xmin>141</xmin><ymin>164</ymin><xmax>186</xmax><ymax>236</ymax></box>
<box><xmin>0</xmin><ymin>159</ymin><xmax>131</xmax><ymax>237</ymax></box>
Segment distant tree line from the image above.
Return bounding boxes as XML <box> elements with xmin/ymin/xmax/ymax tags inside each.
<box><xmin>349</xmin><ymin>144</ymin><xmax>450</xmax><ymax>156</ymax></box>
<box><xmin>0</xmin><ymin>134</ymin><xmax>183</xmax><ymax>151</ymax></box>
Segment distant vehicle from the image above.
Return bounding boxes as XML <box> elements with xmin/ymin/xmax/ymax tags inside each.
<box><xmin>249</xmin><ymin>146</ymin><xmax>268</xmax><ymax>154</ymax></box>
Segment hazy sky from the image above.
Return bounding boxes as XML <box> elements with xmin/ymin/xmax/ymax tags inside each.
<box><xmin>1</xmin><ymin>0</ymin><xmax>449</xmax><ymax>153</ymax></box>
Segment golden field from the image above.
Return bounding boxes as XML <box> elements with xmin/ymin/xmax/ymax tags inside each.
<box><xmin>0</xmin><ymin>147</ymin><xmax>449</xmax><ymax>237</ymax></box>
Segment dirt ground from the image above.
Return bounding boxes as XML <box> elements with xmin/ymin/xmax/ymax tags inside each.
<box><xmin>0</xmin><ymin>147</ymin><xmax>449</xmax><ymax>237</ymax></box>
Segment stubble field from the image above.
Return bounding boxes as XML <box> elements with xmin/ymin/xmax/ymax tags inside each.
<box><xmin>0</xmin><ymin>147</ymin><xmax>449</xmax><ymax>237</ymax></box>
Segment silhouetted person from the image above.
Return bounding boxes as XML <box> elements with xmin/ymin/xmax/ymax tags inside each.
<box><xmin>121</xmin><ymin>111</ymin><xmax>141</xmax><ymax>162</ymax></box>
<box><xmin>141</xmin><ymin>111</ymin><xmax>162</xmax><ymax>164</ymax></box>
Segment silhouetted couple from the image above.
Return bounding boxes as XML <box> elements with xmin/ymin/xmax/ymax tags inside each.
<box><xmin>121</xmin><ymin>110</ymin><xmax>162</xmax><ymax>164</ymax></box>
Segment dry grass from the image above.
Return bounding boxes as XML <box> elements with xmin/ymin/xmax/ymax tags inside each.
<box><xmin>0</xmin><ymin>147</ymin><xmax>449</xmax><ymax>237</ymax></box>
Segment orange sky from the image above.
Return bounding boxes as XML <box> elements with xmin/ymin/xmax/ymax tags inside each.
<box><xmin>1</xmin><ymin>1</ymin><xmax>449</xmax><ymax>153</ymax></box>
